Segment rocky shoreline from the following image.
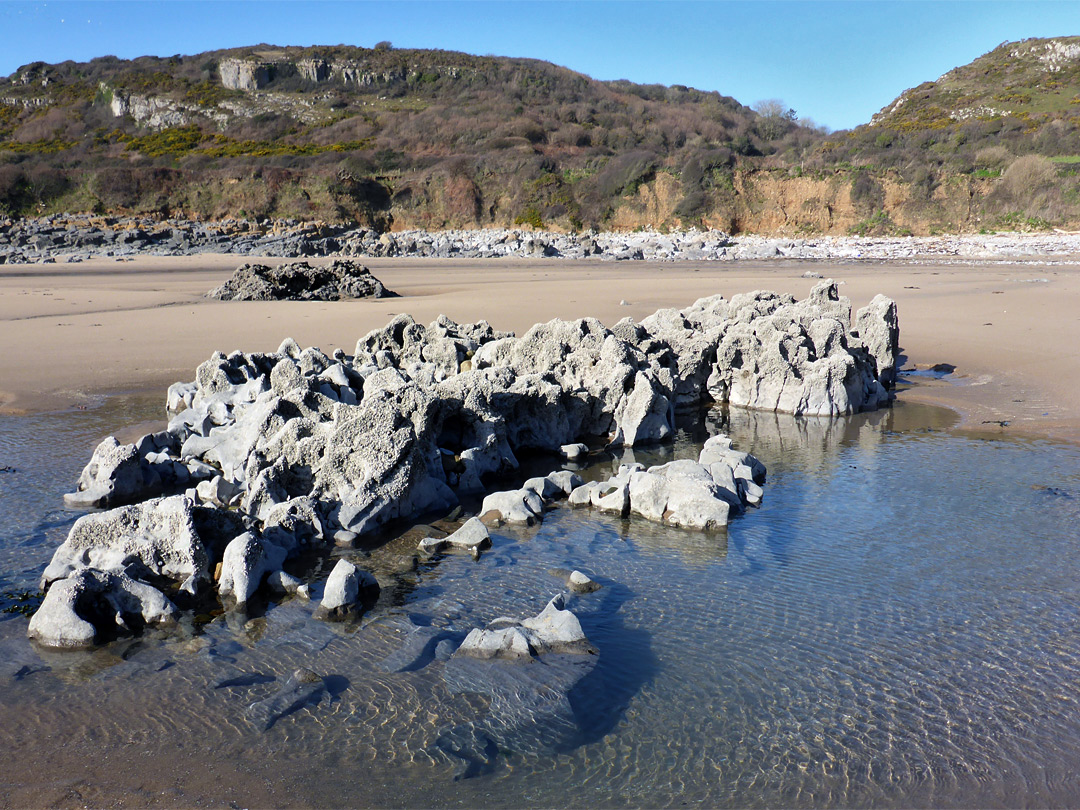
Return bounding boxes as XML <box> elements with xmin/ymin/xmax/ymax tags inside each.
<box><xmin>4</xmin><ymin>214</ymin><xmax>1080</xmax><ymax>264</ymax></box>
<box><xmin>27</xmin><ymin>278</ymin><xmax>897</xmax><ymax>651</ymax></box>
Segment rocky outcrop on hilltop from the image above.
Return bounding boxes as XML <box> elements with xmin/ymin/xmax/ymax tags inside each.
<box><xmin>29</xmin><ymin>280</ymin><xmax>895</xmax><ymax>649</ymax></box>
<box><xmin>206</xmin><ymin>259</ymin><xmax>393</xmax><ymax>301</ymax></box>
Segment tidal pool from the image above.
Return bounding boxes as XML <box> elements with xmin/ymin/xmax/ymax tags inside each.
<box><xmin>1</xmin><ymin>393</ymin><xmax>1079</xmax><ymax>808</ymax></box>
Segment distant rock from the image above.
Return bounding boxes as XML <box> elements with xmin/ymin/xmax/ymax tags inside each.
<box><xmin>207</xmin><ymin>258</ymin><xmax>393</xmax><ymax>301</ymax></box>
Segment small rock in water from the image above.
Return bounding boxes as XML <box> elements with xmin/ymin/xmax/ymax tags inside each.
<box><xmin>560</xmin><ymin>443</ymin><xmax>589</xmax><ymax>461</ymax></box>
<box><xmin>314</xmin><ymin>559</ymin><xmax>379</xmax><ymax>620</ymax></box>
<box><xmin>418</xmin><ymin>517</ymin><xmax>491</xmax><ymax>557</ymax></box>
<box><xmin>567</xmin><ymin>570</ymin><xmax>601</xmax><ymax>594</ymax></box>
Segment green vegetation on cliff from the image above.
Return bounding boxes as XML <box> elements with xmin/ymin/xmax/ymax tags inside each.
<box><xmin>3</xmin><ymin>38</ymin><xmax>1080</xmax><ymax>233</ymax></box>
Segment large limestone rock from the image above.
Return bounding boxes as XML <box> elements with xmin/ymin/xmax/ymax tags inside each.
<box><xmin>855</xmin><ymin>293</ymin><xmax>901</xmax><ymax>388</ymax></box>
<box><xmin>39</xmin><ymin>284</ymin><xmax>895</xmax><ymax>646</ymax></box>
<box><xmin>28</xmin><ymin>569</ymin><xmax>178</xmax><ymax>649</ymax></box>
<box><xmin>42</xmin><ymin>495</ymin><xmax>211</xmax><ymax>594</ymax></box>
<box><xmin>64</xmin><ymin>436</ymin><xmax>164</xmax><ymax>508</ymax></box>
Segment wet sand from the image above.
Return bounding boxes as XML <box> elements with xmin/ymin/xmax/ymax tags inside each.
<box><xmin>2</xmin><ymin>255</ymin><xmax>1078</xmax><ymax>443</ymax></box>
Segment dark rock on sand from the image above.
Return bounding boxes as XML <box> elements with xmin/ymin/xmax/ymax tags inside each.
<box><xmin>207</xmin><ymin>259</ymin><xmax>393</xmax><ymax>301</ymax></box>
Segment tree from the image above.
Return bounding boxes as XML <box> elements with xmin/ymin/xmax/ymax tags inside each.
<box><xmin>753</xmin><ymin>99</ymin><xmax>797</xmax><ymax>140</ymax></box>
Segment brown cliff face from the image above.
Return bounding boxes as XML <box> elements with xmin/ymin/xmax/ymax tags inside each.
<box><xmin>591</xmin><ymin>171</ymin><xmax>1011</xmax><ymax>236</ymax></box>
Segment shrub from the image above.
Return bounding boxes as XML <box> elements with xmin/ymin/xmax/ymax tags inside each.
<box><xmin>513</xmin><ymin>206</ymin><xmax>543</xmax><ymax>228</ymax></box>
<box><xmin>593</xmin><ymin>150</ymin><xmax>657</xmax><ymax>197</ymax></box>
<box><xmin>1002</xmin><ymin>154</ymin><xmax>1056</xmax><ymax>198</ymax></box>
<box><xmin>675</xmin><ymin>190</ymin><xmax>707</xmax><ymax>222</ymax></box>
<box><xmin>974</xmin><ymin>145</ymin><xmax>1011</xmax><ymax>170</ymax></box>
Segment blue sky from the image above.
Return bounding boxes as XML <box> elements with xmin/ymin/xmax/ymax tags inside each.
<box><xmin>2</xmin><ymin>1</ymin><xmax>1080</xmax><ymax>130</ymax></box>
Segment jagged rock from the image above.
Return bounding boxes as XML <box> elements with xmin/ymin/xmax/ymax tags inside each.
<box><xmin>560</xmin><ymin>443</ymin><xmax>588</xmax><ymax>460</ymax></box>
<box><xmin>856</xmin><ymin>293</ymin><xmax>901</xmax><ymax>388</ymax></box>
<box><xmin>42</xmin><ymin>495</ymin><xmax>211</xmax><ymax>594</ymax></box>
<box><xmin>64</xmin><ymin>436</ymin><xmax>163</xmax><ymax>508</ymax></box>
<box><xmin>315</xmin><ymin>559</ymin><xmax>379</xmax><ymax>620</ymax></box>
<box><xmin>207</xmin><ymin>259</ymin><xmax>393</xmax><ymax>301</ymax></box>
<box><xmin>28</xmin><ymin>569</ymin><xmax>178</xmax><ymax>649</ymax></box>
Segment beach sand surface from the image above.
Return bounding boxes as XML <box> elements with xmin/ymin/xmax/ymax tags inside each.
<box><xmin>2</xmin><ymin>255</ymin><xmax>1077</xmax><ymax>443</ymax></box>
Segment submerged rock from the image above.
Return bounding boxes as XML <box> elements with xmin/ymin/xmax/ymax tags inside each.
<box><xmin>456</xmin><ymin>594</ymin><xmax>597</xmax><ymax>660</ymax></box>
<box><xmin>245</xmin><ymin>667</ymin><xmax>326</xmax><ymax>731</ymax></box>
<box><xmin>439</xmin><ymin>594</ymin><xmax>598</xmax><ymax>777</ymax></box>
<box><xmin>207</xmin><ymin>259</ymin><xmax>393</xmax><ymax>301</ymax></box>
<box><xmin>567</xmin><ymin>570</ymin><xmax>601</xmax><ymax>594</ymax></box>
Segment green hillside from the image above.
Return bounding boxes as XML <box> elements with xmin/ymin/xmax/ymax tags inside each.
<box><xmin>0</xmin><ymin>44</ymin><xmax>819</xmax><ymax>229</ymax></box>
<box><xmin>4</xmin><ymin>38</ymin><xmax>1080</xmax><ymax>235</ymax></box>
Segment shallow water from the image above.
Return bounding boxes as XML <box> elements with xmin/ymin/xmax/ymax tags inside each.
<box><xmin>1</xmin><ymin>396</ymin><xmax>1080</xmax><ymax>808</ymax></box>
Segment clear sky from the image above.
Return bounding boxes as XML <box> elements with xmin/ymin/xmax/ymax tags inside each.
<box><xmin>2</xmin><ymin>1</ymin><xmax>1080</xmax><ymax>131</ymax></box>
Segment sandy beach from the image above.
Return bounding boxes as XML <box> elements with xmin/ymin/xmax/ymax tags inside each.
<box><xmin>2</xmin><ymin>254</ymin><xmax>1078</xmax><ymax>443</ymax></box>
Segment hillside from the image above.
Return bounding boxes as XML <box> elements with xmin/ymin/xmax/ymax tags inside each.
<box><xmin>811</xmin><ymin>36</ymin><xmax>1080</xmax><ymax>233</ymax></box>
<box><xmin>3</xmin><ymin>39</ymin><xmax>1080</xmax><ymax>235</ymax></box>
<box><xmin>0</xmin><ymin>44</ymin><xmax>815</xmax><ymax>231</ymax></box>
